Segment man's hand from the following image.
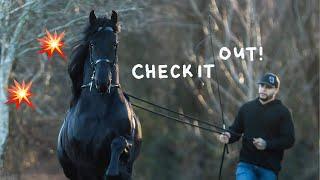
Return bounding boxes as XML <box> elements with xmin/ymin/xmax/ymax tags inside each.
<box><xmin>217</xmin><ymin>132</ymin><xmax>231</xmax><ymax>144</ymax></box>
<box><xmin>253</xmin><ymin>138</ymin><xmax>267</xmax><ymax>150</ymax></box>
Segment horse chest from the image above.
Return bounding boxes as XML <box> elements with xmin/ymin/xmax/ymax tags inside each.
<box><xmin>68</xmin><ymin>97</ymin><xmax>132</xmax><ymax>155</ymax></box>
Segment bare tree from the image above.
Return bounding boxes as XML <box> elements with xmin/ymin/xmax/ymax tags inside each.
<box><xmin>0</xmin><ymin>0</ymin><xmax>35</xmax><ymax>167</ymax></box>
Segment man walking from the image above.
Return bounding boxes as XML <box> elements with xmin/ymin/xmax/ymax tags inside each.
<box><xmin>217</xmin><ymin>73</ymin><xmax>295</xmax><ymax>180</ymax></box>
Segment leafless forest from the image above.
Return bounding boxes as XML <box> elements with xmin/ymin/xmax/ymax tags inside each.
<box><xmin>0</xmin><ymin>0</ymin><xmax>318</xmax><ymax>179</ymax></box>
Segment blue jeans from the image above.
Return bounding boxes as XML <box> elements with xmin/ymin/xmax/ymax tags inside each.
<box><xmin>236</xmin><ymin>162</ymin><xmax>277</xmax><ymax>180</ymax></box>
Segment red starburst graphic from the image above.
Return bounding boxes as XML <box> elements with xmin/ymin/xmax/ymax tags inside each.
<box><xmin>38</xmin><ymin>29</ymin><xmax>66</xmax><ymax>59</ymax></box>
<box><xmin>6</xmin><ymin>80</ymin><xmax>34</xmax><ymax>109</ymax></box>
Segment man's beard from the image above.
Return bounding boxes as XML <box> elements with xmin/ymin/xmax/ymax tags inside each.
<box><xmin>259</xmin><ymin>93</ymin><xmax>273</xmax><ymax>102</ymax></box>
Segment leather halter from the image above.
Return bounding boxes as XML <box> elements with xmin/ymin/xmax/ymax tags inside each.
<box><xmin>81</xmin><ymin>26</ymin><xmax>120</xmax><ymax>93</ymax></box>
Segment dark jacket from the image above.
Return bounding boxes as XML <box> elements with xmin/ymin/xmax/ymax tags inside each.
<box><xmin>228</xmin><ymin>98</ymin><xmax>295</xmax><ymax>174</ymax></box>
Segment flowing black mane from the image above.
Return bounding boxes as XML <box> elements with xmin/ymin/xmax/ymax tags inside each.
<box><xmin>68</xmin><ymin>15</ymin><xmax>120</xmax><ymax>107</ymax></box>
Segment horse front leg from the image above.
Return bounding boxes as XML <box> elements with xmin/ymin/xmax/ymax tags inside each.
<box><xmin>106</xmin><ymin>136</ymin><xmax>129</xmax><ymax>178</ymax></box>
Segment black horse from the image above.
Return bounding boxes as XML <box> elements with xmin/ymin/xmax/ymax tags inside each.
<box><xmin>57</xmin><ymin>10</ymin><xmax>142</xmax><ymax>180</ymax></box>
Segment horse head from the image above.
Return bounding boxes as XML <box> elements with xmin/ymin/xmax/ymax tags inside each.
<box><xmin>68</xmin><ymin>10</ymin><xmax>121</xmax><ymax>106</ymax></box>
<box><xmin>86</xmin><ymin>10</ymin><xmax>120</xmax><ymax>93</ymax></box>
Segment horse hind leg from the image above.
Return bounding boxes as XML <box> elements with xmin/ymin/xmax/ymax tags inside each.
<box><xmin>106</xmin><ymin>136</ymin><xmax>130</xmax><ymax>178</ymax></box>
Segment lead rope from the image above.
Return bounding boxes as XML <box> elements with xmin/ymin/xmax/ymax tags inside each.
<box><xmin>207</xmin><ymin>14</ymin><xmax>229</xmax><ymax>180</ymax></box>
<box><xmin>131</xmin><ymin>103</ymin><xmax>226</xmax><ymax>134</ymax></box>
<box><xmin>125</xmin><ymin>92</ymin><xmax>244</xmax><ymax>138</ymax></box>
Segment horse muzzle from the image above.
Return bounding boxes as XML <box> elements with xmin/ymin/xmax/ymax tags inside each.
<box><xmin>95</xmin><ymin>80</ymin><xmax>112</xmax><ymax>94</ymax></box>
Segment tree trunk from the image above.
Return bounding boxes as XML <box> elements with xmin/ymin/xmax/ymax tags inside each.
<box><xmin>0</xmin><ymin>56</ymin><xmax>13</xmax><ymax>167</ymax></box>
<box><xmin>0</xmin><ymin>0</ymin><xmax>32</xmax><ymax>167</ymax></box>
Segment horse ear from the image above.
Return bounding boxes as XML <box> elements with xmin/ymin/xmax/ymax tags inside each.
<box><xmin>111</xmin><ymin>10</ymin><xmax>118</xmax><ymax>24</ymax></box>
<box><xmin>89</xmin><ymin>10</ymin><xmax>97</xmax><ymax>25</ymax></box>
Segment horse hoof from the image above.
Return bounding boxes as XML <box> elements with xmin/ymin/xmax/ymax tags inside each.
<box><xmin>111</xmin><ymin>136</ymin><xmax>128</xmax><ymax>153</ymax></box>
